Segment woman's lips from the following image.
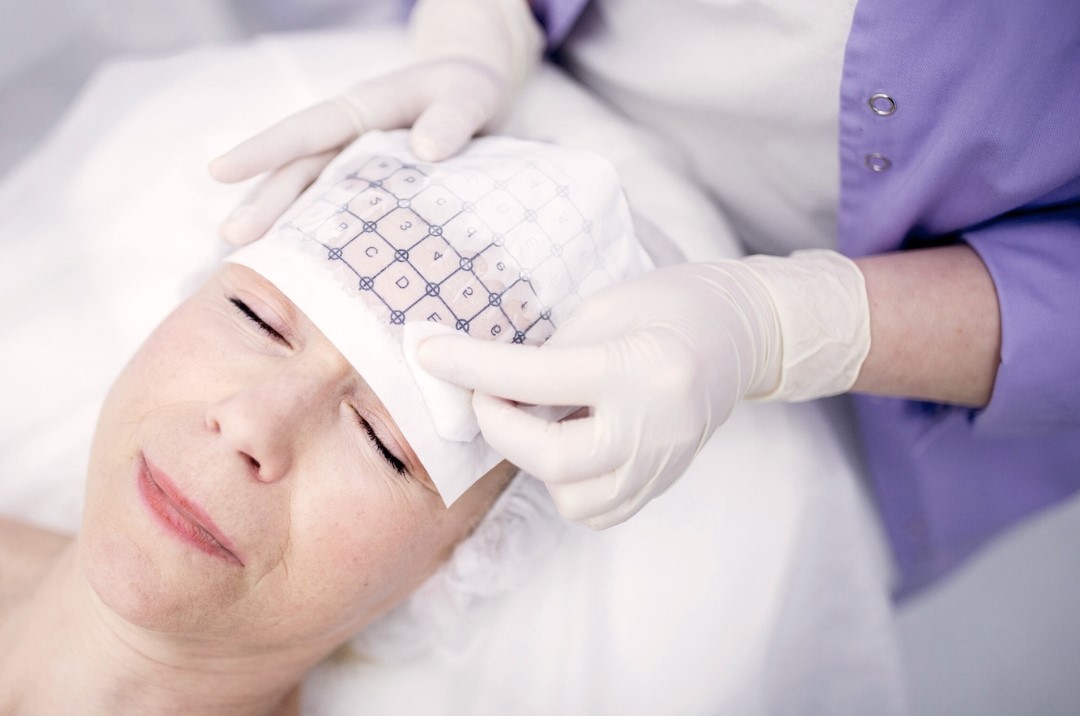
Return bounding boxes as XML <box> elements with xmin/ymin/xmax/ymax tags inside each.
<box><xmin>136</xmin><ymin>454</ymin><xmax>244</xmax><ymax>566</ymax></box>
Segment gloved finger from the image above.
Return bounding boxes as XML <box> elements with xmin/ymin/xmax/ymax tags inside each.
<box><xmin>580</xmin><ymin>481</ymin><xmax>656</xmax><ymax>530</ymax></box>
<box><xmin>472</xmin><ymin>392</ymin><xmax>623</xmax><ymax>484</ymax></box>
<box><xmin>581</xmin><ymin>464</ymin><xmax>682</xmax><ymax>529</ymax></box>
<box><xmin>219</xmin><ymin>150</ymin><xmax>336</xmax><ymax>245</ymax></box>
<box><xmin>210</xmin><ymin>74</ymin><xmax>426</xmax><ymax>183</ymax></box>
<box><xmin>546</xmin><ymin>472</ymin><xmax>627</xmax><ymax>523</ymax></box>
<box><xmin>417</xmin><ymin>335</ymin><xmax>603</xmax><ymax>406</ymax></box>
<box><xmin>209</xmin><ymin>101</ymin><xmax>359</xmax><ymax>183</ymax></box>
<box><xmin>581</xmin><ymin>498</ymin><xmax>645</xmax><ymax>530</ymax></box>
<box><xmin>411</xmin><ymin>95</ymin><xmax>497</xmax><ymax>161</ymax></box>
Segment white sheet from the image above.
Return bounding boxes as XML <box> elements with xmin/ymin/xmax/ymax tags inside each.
<box><xmin>0</xmin><ymin>27</ymin><xmax>908</xmax><ymax>715</ymax></box>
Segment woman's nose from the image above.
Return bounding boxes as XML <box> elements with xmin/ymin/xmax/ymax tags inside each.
<box><xmin>204</xmin><ymin>371</ymin><xmax>326</xmax><ymax>483</ymax></box>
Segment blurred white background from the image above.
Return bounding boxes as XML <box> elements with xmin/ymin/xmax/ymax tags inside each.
<box><xmin>0</xmin><ymin>0</ymin><xmax>405</xmax><ymax>174</ymax></box>
<box><xmin>2</xmin><ymin>1</ymin><xmax>1078</xmax><ymax>712</ymax></box>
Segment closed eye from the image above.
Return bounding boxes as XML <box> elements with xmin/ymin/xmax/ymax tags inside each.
<box><xmin>356</xmin><ymin>413</ymin><xmax>408</xmax><ymax>476</ymax></box>
<box><xmin>229</xmin><ymin>297</ymin><xmax>288</xmax><ymax>344</ymax></box>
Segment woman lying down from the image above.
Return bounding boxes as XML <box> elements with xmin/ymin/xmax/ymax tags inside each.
<box><xmin>0</xmin><ymin>131</ymin><xmax>652</xmax><ymax>715</ymax></box>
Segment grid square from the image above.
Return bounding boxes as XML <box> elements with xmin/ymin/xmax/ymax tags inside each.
<box><xmin>563</xmin><ymin>234</ymin><xmax>601</xmax><ymax>283</ymax></box>
<box><xmin>498</xmin><ymin>280</ymin><xmax>550</xmax><ymax>338</ymax></box>
<box><xmin>409</xmin><ymin>294</ymin><xmax>457</xmax><ymax>328</ymax></box>
<box><xmin>406</xmin><ymin>234</ymin><xmax>459</xmax><ymax>284</ymax></box>
<box><xmin>373</xmin><ymin>208</ymin><xmax>432</xmax><ymax>248</ymax></box>
<box><xmin>439</xmin><ymin>269</ymin><xmax>496</xmax><ymax>320</ymax></box>
<box><xmin>527</xmin><ymin>254</ymin><xmax>575</xmax><ymax>310</ymax></box>
<box><xmin>371</xmin><ymin>263</ymin><xmax>427</xmax><ymax>313</ymax></box>
<box><xmin>344</xmin><ymin>185</ymin><xmax>398</xmax><ymax>223</ymax></box>
<box><xmin>383</xmin><ymin>166</ymin><xmax>429</xmax><ymax>199</ymax></box>
<box><xmin>507</xmin><ymin>168</ymin><xmax>558</xmax><ymax>209</ymax></box>
<box><xmin>466</xmin><ymin>303</ymin><xmax>516</xmax><ymax>342</ymax></box>
<box><xmin>473</xmin><ymin>244</ymin><xmax>521</xmax><ymax>291</ymax></box>
<box><xmin>440</xmin><ymin>213</ymin><xmax>495</xmax><ymax>257</ymax></box>
<box><xmin>474</xmin><ymin>189</ymin><xmax>527</xmax><ymax>235</ymax></box>
<box><xmin>334</xmin><ymin>236</ymin><xmax>393</xmax><ymax>278</ymax></box>
<box><xmin>535</xmin><ymin>198</ymin><xmax>584</xmax><ymax>240</ymax></box>
<box><xmin>443</xmin><ymin>168</ymin><xmax>495</xmax><ymax>203</ymax></box>
<box><xmin>356</xmin><ymin>156</ymin><xmax>403</xmax><ymax>181</ymax></box>
<box><xmin>408</xmin><ymin>183</ymin><xmax>466</xmax><ymax>226</ymax></box>
<box><xmin>502</xmin><ymin>223</ymin><xmax>555</xmax><ymax>272</ymax></box>
<box><xmin>308</xmin><ymin>209</ymin><xmax>368</xmax><ymax>246</ymax></box>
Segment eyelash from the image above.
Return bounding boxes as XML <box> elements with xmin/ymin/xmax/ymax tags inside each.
<box><xmin>356</xmin><ymin>414</ymin><xmax>408</xmax><ymax>476</ymax></box>
<box><xmin>229</xmin><ymin>297</ymin><xmax>287</xmax><ymax>343</ymax></box>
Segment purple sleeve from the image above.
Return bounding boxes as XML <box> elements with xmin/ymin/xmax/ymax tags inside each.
<box><xmin>528</xmin><ymin>0</ymin><xmax>591</xmax><ymax>48</ymax></box>
<box><xmin>964</xmin><ymin>205</ymin><xmax>1080</xmax><ymax>432</ymax></box>
<box><xmin>402</xmin><ymin>0</ymin><xmax>590</xmax><ymax>50</ymax></box>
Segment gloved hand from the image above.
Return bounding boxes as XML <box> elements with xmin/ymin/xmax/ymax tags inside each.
<box><xmin>416</xmin><ymin>250</ymin><xmax>871</xmax><ymax>529</ymax></box>
<box><xmin>208</xmin><ymin>0</ymin><xmax>543</xmax><ymax>245</ymax></box>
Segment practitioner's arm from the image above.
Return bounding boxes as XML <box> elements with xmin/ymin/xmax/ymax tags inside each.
<box><xmin>853</xmin><ymin>244</ymin><xmax>1000</xmax><ymax>407</ymax></box>
<box><xmin>412</xmin><ymin>242</ymin><xmax>1010</xmax><ymax>528</ymax></box>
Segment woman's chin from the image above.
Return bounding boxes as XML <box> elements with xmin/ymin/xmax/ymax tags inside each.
<box><xmin>78</xmin><ymin>526</ymin><xmax>240</xmax><ymax>634</ymax></box>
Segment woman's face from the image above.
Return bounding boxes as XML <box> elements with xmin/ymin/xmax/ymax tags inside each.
<box><xmin>81</xmin><ymin>263</ymin><xmax>510</xmax><ymax>651</ymax></box>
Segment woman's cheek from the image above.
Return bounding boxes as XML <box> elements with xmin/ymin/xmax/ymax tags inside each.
<box><xmin>294</xmin><ymin>506</ymin><xmax>418</xmax><ymax>619</ymax></box>
<box><xmin>119</xmin><ymin>306</ymin><xmax>224</xmax><ymax>406</ymax></box>
<box><xmin>313</xmin><ymin>478</ymin><xmax>444</xmax><ymax>599</ymax></box>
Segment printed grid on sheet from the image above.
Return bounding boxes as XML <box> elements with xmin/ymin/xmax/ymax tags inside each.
<box><xmin>282</xmin><ymin>152</ymin><xmax>615</xmax><ymax>345</ymax></box>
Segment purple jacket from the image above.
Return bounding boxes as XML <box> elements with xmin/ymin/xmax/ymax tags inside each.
<box><xmin>533</xmin><ymin>0</ymin><xmax>1080</xmax><ymax>596</ymax></box>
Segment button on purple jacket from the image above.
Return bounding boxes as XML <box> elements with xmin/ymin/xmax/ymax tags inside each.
<box><xmin>532</xmin><ymin>0</ymin><xmax>1080</xmax><ymax>596</ymax></box>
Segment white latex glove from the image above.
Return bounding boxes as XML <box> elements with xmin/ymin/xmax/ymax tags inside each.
<box><xmin>208</xmin><ymin>0</ymin><xmax>543</xmax><ymax>245</ymax></box>
<box><xmin>416</xmin><ymin>250</ymin><xmax>871</xmax><ymax>528</ymax></box>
